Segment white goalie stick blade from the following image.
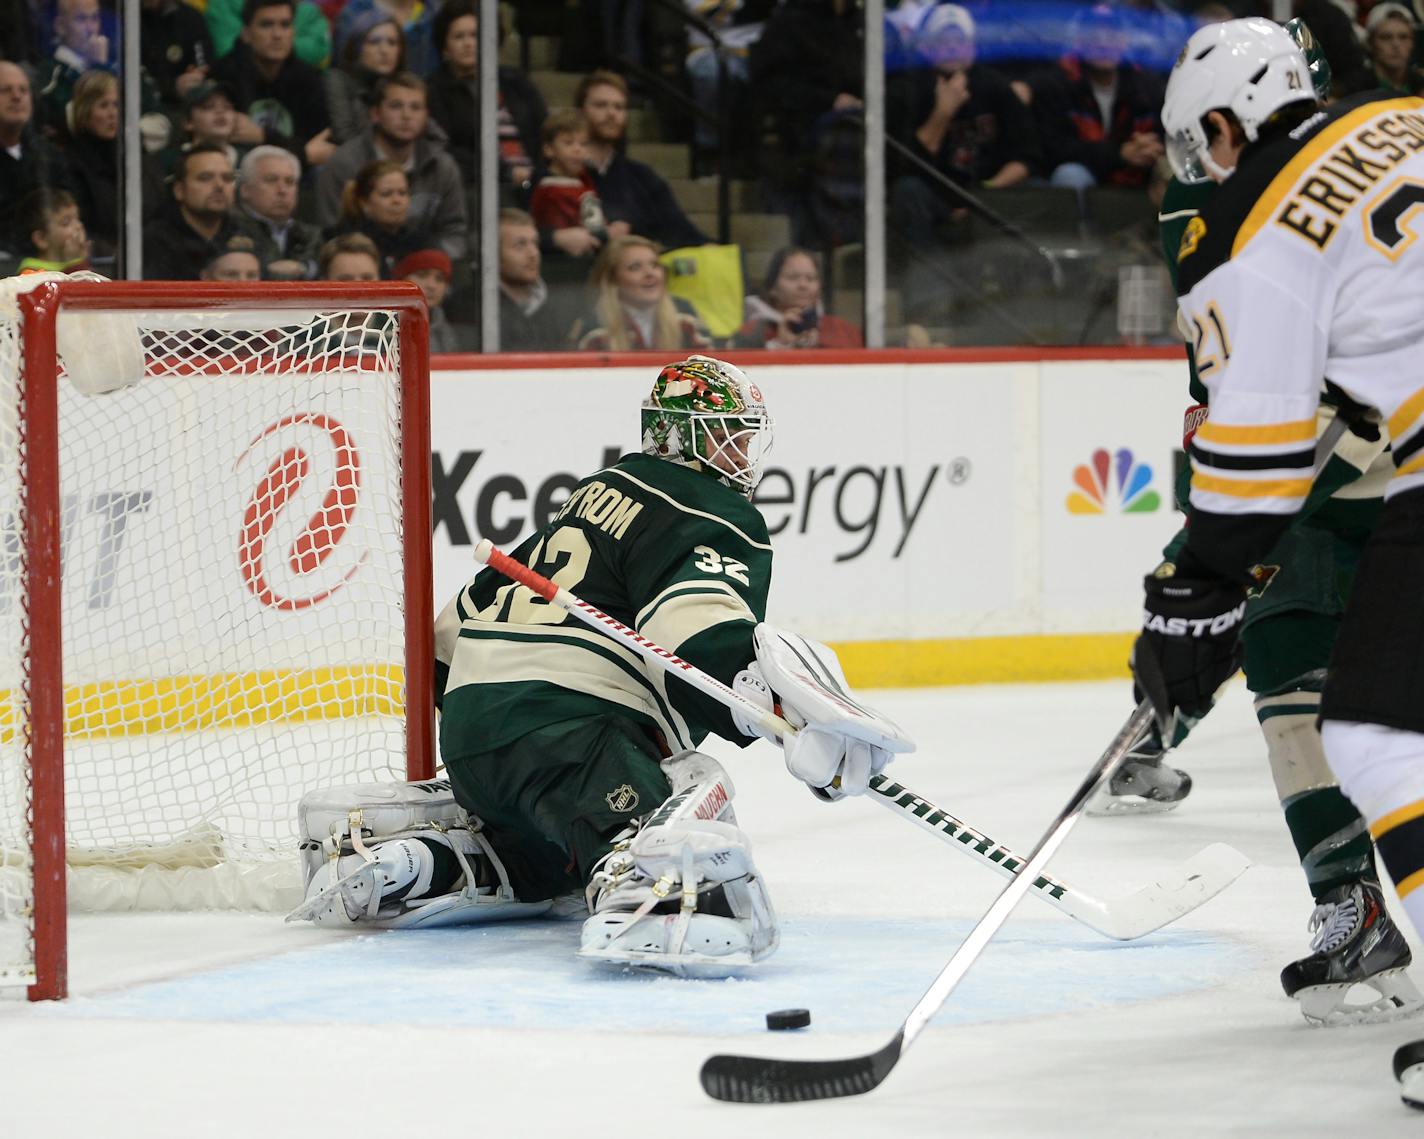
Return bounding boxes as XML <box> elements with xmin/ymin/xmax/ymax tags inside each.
<box><xmin>866</xmin><ymin>776</ymin><xmax>1250</xmax><ymax>941</ymax></box>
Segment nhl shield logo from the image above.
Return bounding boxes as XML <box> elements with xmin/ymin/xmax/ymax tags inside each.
<box><xmin>606</xmin><ymin>784</ymin><xmax>640</xmax><ymax>813</ymax></box>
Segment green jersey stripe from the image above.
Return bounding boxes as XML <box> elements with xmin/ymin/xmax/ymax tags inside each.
<box><xmin>603</xmin><ymin>467</ymin><xmax>774</xmax><ymax>552</ymax></box>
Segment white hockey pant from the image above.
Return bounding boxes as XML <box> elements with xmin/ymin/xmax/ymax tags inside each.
<box><xmin>1321</xmin><ymin>720</ymin><xmax>1424</xmax><ymax>938</ymax></box>
<box><xmin>580</xmin><ymin>750</ymin><xmax>779</xmax><ymax>974</ymax></box>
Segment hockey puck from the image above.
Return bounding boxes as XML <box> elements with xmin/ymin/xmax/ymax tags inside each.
<box><xmin>765</xmin><ymin>1008</ymin><xmax>811</xmax><ymax>1031</ymax></box>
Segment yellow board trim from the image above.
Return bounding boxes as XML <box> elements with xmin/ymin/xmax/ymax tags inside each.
<box><xmin>1370</xmin><ymin>797</ymin><xmax>1424</xmax><ymax>840</ymax></box>
<box><xmin>1195</xmin><ymin>418</ymin><xmax>1315</xmax><ymax>446</ymax></box>
<box><xmin>0</xmin><ymin>665</ymin><xmax>406</xmax><ymax>742</ymax></box>
<box><xmin>1232</xmin><ymin>97</ymin><xmax>1424</xmax><ymax>257</ymax></box>
<box><xmin>1396</xmin><ymin>867</ymin><xmax>1424</xmax><ymax>899</ymax></box>
<box><xmin>1192</xmin><ymin>472</ymin><xmax>1313</xmax><ymax>499</ymax></box>
<box><xmin>1388</xmin><ymin>384</ymin><xmax>1424</xmax><ymax>440</ymax></box>
<box><xmin>831</xmin><ymin>633</ymin><xmax>1136</xmax><ymax>688</ymax></box>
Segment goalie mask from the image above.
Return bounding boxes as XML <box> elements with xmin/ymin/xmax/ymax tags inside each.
<box><xmin>1162</xmin><ymin>17</ymin><xmax>1317</xmax><ymax>184</ymax></box>
<box><xmin>641</xmin><ymin>355</ymin><xmax>773</xmax><ymax>496</ymax></box>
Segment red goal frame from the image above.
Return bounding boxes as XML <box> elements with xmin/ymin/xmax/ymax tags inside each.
<box><xmin>14</xmin><ymin>280</ymin><xmax>435</xmax><ymax>1001</ymax></box>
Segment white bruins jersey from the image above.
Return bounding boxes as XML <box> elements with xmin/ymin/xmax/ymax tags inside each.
<box><xmin>1175</xmin><ymin>92</ymin><xmax>1424</xmax><ymax>577</ymax></box>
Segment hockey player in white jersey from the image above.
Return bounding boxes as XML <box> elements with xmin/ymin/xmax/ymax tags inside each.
<box><xmin>1137</xmin><ymin>17</ymin><xmax>1424</xmax><ymax>1107</ymax></box>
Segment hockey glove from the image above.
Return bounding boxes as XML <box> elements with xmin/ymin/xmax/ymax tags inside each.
<box><xmin>1133</xmin><ymin>573</ymin><xmax>1247</xmax><ymax>739</ymax></box>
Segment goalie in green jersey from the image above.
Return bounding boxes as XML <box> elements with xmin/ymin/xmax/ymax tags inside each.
<box><xmin>288</xmin><ymin>355</ymin><xmax>911</xmax><ymax>976</ymax></box>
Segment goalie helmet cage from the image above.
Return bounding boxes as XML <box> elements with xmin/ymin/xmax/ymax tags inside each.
<box><xmin>0</xmin><ymin>280</ymin><xmax>435</xmax><ymax>1001</ymax></box>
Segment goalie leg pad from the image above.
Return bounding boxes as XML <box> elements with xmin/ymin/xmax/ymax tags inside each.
<box><xmin>579</xmin><ymin>751</ymin><xmax>779</xmax><ymax>976</ymax></box>
<box><xmin>289</xmin><ymin>780</ymin><xmax>551</xmax><ymax>928</ymax></box>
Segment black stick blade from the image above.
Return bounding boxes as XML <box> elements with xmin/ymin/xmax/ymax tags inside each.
<box><xmin>699</xmin><ymin>1033</ymin><xmax>904</xmax><ymax>1103</ymax></box>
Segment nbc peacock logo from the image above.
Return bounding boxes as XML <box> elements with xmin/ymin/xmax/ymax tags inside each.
<box><xmin>1067</xmin><ymin>448</ymin><xmax>1161</xmax><ymax>515</ymax></box>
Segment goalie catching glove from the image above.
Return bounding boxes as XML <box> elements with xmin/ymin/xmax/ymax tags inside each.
<box><xmin>1133</xmin><ymin>570</ymin><xmax>1247</xmax><ymax>740</ymax></box>
<box><xmin>732</xmin><ymin>623</ymin><xmax>914</xmax><ymax>799</ymax></box>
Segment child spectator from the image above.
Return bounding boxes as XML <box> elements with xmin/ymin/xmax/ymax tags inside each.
<box><xmin>318</xmin><ymin>232</ymin><xmax>382</xmax><ymax>280</ymax></box>
<box><xmin>733</xmin><ymin>246</ymin><xmax>862</xmax><ymax>349</ymax></box>
<box><xmin>330</xmin><ymin>159</ymin><xmax>434</xmax><ymax>275</ymax></box>
<box><xmin>324</xmin><ymin>12</ymin><xmax>405</xmax><ymax>146</ymax></box>
<box><xmin>162</xmin><ymin>80</ymin><xmax>243</xmax><ymax>177</ymax></box>
<box><xmin>530</xmin><ymin>109</ymin><xmax>608</xmax><ymax>260</ymax></box>
<box><xmin>394</xmin><ymin>247</ymin><xmax>462</xmax><ymax>352</ymax></box>
<box><xmin>570</xmin><ymin>235</ymin><xmax>712</xmax><ymax>352</ymax></box>
<box><xmin>200</xmin><ymin>233</ymin><xmax>263</xmax><ymax>280</ymax></box>
<box><xmin>15</xmin><ymin>188</ymin><xmax>91</xmax><ymax>274</ymax></box>
<box><xmin>210</xmin><ymin>0</ymin><xmax>333</xmax><ymax>168</ymax></box>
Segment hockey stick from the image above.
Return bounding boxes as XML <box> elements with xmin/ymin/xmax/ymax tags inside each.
<box><xmin>700</xmin><ymin>702</ymin><xmax>1154</xmax><ymax>1103</ymax></box>
<box><xmin>471</xmin><ymin>540</ymin><xmax>1247</xmax><ymax>942</ymax></box>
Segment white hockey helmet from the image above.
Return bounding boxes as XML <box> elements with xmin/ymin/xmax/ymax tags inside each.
<box><xmin>1162</xmin><ymin>17</ymin><xmax>1317</xmax><ymax>184</ymax></box>
<box><xmin>641</xmin><ymin>355</ymin><xmax>773</xmax><ymax>497</ymax></box>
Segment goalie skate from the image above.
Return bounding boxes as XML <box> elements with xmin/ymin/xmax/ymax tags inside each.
<box><xmin>1086</xmin><ymin>736</ymin><xmax>1191</xmax><ymax>816</ymax></box>
<box><xmin>1280</xmin><ymin>880</ymin><xmax>1424</xmax><ymax>1026</ymax></box>
<box><xmin>579</xmin><ymin>752</ymin><xmax>778</xmax><ymax>978</ymax></box>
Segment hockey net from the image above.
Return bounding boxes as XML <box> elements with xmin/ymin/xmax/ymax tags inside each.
<box><xmin>0</xmin><ymin>278</ymin><xmax>433</xmax><ymax>1000</ymax></box>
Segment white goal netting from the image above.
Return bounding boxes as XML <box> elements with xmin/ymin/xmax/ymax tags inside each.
<box><xmin>0</xmin><ymin>283</ymin><xmax>427</xmax><ymax>993</ymax></box>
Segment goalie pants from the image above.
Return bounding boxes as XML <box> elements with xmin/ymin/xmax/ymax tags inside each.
<box><xmin>442</xmin><ymin>714</ymin><xmax>672</xmax><ymax>902</ymax></box>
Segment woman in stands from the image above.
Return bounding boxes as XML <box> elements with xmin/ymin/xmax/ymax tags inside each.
<box><xmin>733</xmin><ymin>246</ymin><xmax>863</xmax><ymax>349</ymax></box>
<box><xmin>329</xmin><ymin>159</ymin><xmax>434</xmax><ymax>276</ymax></box>
<box><xmin>324</xmin><ymin>12</ymin><xmax>406</xmax><ymax>146</ymax></box>
<box><xmin>570</xmin><ymin>235</ymin><xmax>712</xmax><ymax>352</ymax></box>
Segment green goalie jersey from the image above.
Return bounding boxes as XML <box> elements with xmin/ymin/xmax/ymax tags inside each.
<box><xmin>435</xmin><ymin>452</ymin><xmax>772</xmax><ymax>755</ymax></box>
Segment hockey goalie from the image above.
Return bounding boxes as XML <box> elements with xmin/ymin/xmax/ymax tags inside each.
<box><xmin>290</xmin><ymin>355</ymin><xmax>914</xmax><ymax>975</ymax></box>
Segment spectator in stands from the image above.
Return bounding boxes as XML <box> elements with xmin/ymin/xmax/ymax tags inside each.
<box><xmin>570</xmin><ymin>235</ymin><xmax>712</xmax><ymax>351</ymax></box>
<box><xmin>732</xmin><ymin>246</ymin><xmax>862</xmax><ymax>349</ymax></box>
<box><xmin>1365</xmin><ymin>3</ymin><xmax>1424</xmax><ymax>95</ymax></box>
<box><xmin>748</xmin><ymin>0</ymin><xmax>864</xmax><ymax>244</ymax></box>
<box><xmin>1029</xmin><ymin>5</ymin><xmax>1165</xmax><ymax>192</ymax></box>
<box><xmin>143</xmin><ymin>142</ymin><xmax>240</xmax><ymax>279</ymax></box>
<box><xmin>496</xmin><ymin>207</ymin><xmax>576</xmax><ymax>352</ymax></box>
<box><xmin>62</xmin><ymin>70</ymin><xmax>122</xmax><ymax>258</ymax></box>
<box><xmin>206</xmin><ymin>0</ymin><xmax>332</xmax><ymax>71</ymax></box>
<box><xmin>199</xmin><ymin>233</ymin><xmax>263</xmax><ymax>280</ymax></box>
<box><xmin>427</xmin><ymin>0</ymin><xmax>546</xmax><ymax>195</ymax></box>
<box><xmin>36</xmin><ymin>0</ymin><xmax>111</xmax><ymax>132</ymax></box>
<box><xmin>886</xmin><ymin>4</ymin><xmax>1041</xmax><ymax>322</ymax></box>
<box><xmin>318</xmin><ymin>231</ymin><xmax>382</xmax><ymax>280</ymax></box>
<box><xmin>394</xmin><ymin>247</ymin><xmax>461</xmax><ymax>352</ymax></box>
<box><xmin>14</xmin><ymin>188</ymin><xmax>90</xmax><ymax>274</ymax></box>
<box><xmin>0</xmin><ymin>62</ymin><xmax>69</xmax><ymax>255</ymax></box>
<box><xmin>576</xmin><ymin>70</ymin><xmax>709</xmax><ymax>251</ymax></box>
<box><xmin>0</xmin><ymin>0</ymin><xmax>41</xmax><ymax>67</ymax></box>
<box><xmin>211</xmin><ymin>0</ymin><xmax>334</xmax><ymax>169</ymax></box>
<box><xmin>337</xmin><ymin>0</ymin><xmax>437</xmax><ymax>77</ymax></box>
<box><xmin>324</xmin><ymin>12</ymin><xmax>405</xmax><ymax>146</ymax></box>
<box><xmin>163</xmin><ymin>80</ymin><xmax>244</xmax><ymax>175</ymax></box>
<box><xmin>683</xmin><ymin>1</ymin><xmax>775</xmax><ymax>175</ymax></box>
<box><xmin>233</xmin><ymin>145</ymin><xmax>322</xmax><ymax>279</ymax></box>
<box><xmin>530</xmin><ymin>109</ymin><xmax>608</xmax><ymax>259</ymax></box>
<box><xmin>141</xmin><ymin>0</ymin><xmax>217</xmax><ymax>108</ymax></box>
<box><xmin>316</xmin><ymin>73</ymin><xmax>468</xmax><ymax>260</ymax></box>
<box><xmin>329</xmin><ymin>159</ymin><xmax>434</xmax><ymax>275</ymax></box>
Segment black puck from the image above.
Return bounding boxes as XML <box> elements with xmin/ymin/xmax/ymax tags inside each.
<box><xmin>766</xmin><ymin>1008</ymin><xmax>811</xmax><ymax>1031</ymax></box>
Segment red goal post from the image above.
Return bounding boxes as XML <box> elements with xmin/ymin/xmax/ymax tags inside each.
<box><xmin>2</xmin><ymin>280</ymin><xmax>435</xmax><ymax>1001</ymax></box>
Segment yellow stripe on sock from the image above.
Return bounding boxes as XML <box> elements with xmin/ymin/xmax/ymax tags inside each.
<box><xmin>1370</xmin><ymin>798</ymin><xmax>1424</xmax><ymax>840</ymax></box>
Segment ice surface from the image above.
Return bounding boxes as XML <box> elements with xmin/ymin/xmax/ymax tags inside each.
<box><xmin>5</xmin><ymin>679</ymin><xmax>1424</xmax><ymax>1137</ymax></box>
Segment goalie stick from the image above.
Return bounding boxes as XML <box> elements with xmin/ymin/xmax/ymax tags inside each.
<box><xmin>471</xmin><ymin>540</ymin><xmax>1247</xmax><ymax>942</ymax></box>
<box><xmin>700</xmin><ymin>702</ymin><xmax>1156</xmax><ymax>1103</ymax></box>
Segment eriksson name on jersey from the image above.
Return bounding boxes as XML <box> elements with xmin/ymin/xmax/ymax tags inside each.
<box><xmin>1277</xmin><ymin>107</ymin><xmax>1424</xmax><ymax>250</ymax></box>
<box><xmin>554</xmin><ymin>479</ymin><xmax>644</xmax><ymax>539</ymax></box>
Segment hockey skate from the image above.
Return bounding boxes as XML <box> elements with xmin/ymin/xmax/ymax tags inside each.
<box><xmin>1280</xmin><ymin>879</ymin><xmax>1424</xmax><ymax>1026</ymax></box>
<box><xmin>579</xmin><ymin>752</ymin><xmax>778</xmax><ymax>977</ymax></box>
<box><xmin>1086</xmin><ymin>735</ymin><xmax>1192</xmax><ymax>816</ymax></box>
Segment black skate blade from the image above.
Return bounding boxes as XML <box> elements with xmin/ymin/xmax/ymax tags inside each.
<box><xmin>700</xmin><ymin>1033</ymin><xmax>903</xmax><ymax>1103</ymax></box>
